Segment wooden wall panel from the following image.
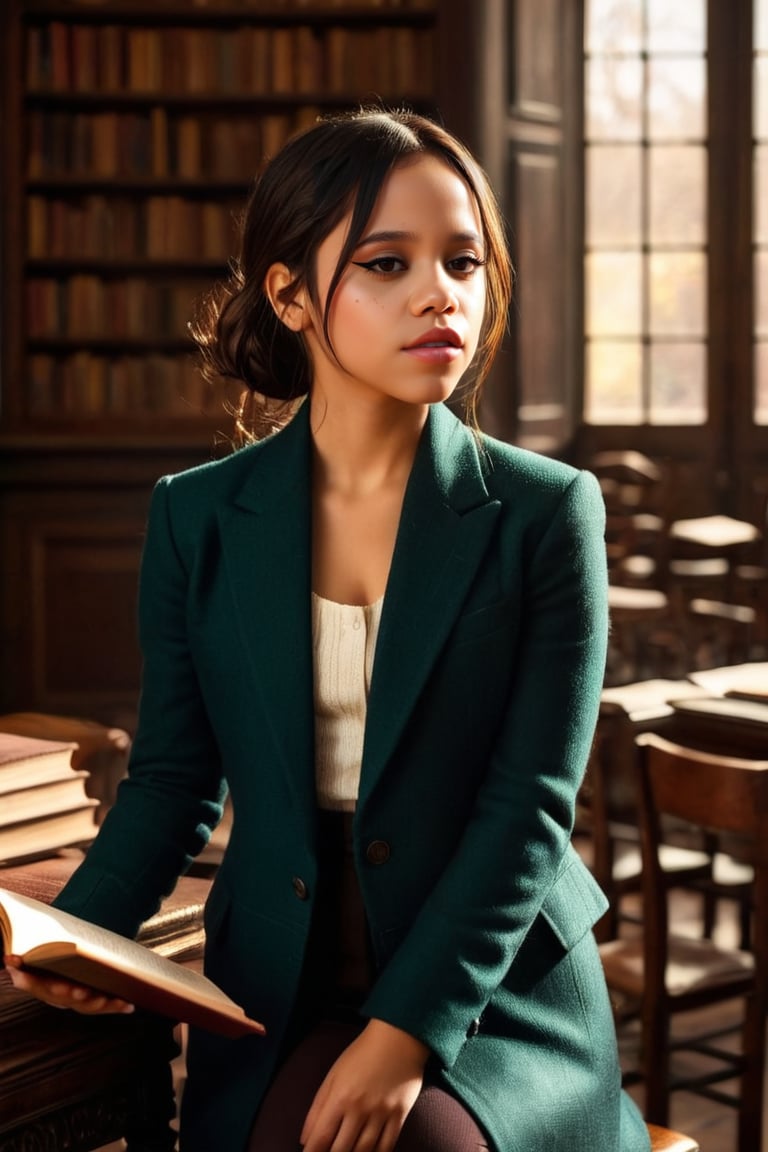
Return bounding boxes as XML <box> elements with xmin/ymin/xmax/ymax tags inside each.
<box><xmin>474</xmin><ymin>0</ymin><xmax>580</xmax><ymax>453</ymax></box>
<box><xmin>508</xmin><ymin>150</ymin><xmax>567</xmax><ymax>452</ymax></box>
<box><xmin>33</xmin><ymin>527</ymin><xmax>143</xmax><ymax>699</ymax></box>
<box><xmin>512</xmin><ymin>0</ymin><xmax>562</xmax><ymax>115</ymax></box>
<box><xmin>1</xmin><ymin>485</ymin><xmax>150</xmax><ymax>730</ymax></box>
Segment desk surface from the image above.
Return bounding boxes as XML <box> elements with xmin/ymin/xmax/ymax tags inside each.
<box><xmin>665</xmin><ymin>694</ymin><xmax>768</xmax><ymax>758</ymax></box>
<box><xmin>599</xmin><ymin>664</ymin><xmax>768</xmax><ymax>738</ymax></box>
<box><xmin>668</xmin><ymin>694</ymin><xmax>768</xmax><ymax>728</ymax></box>
<box><xmin>601</xmin><ymin>678</ymin><xmax>709</xmax><ymax>723</ymax></box>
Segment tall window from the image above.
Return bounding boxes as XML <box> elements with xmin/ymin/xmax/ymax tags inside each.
<box><xmin>757</xmin><ymin>0</ymin><xmax>768</xmax><ymax>424</ymax></box>
<box><xmin>584</xmin><ymin>0</ymin><xmax>707</xmax><ymax>425</ymax></box>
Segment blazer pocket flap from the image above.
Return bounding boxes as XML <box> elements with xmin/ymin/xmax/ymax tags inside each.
<box><xmin>539</xmin><ymin>854</ymin><xmax>608</xmax><ymax>951</ymax></box>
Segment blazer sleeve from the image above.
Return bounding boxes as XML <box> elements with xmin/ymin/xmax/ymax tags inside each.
<box><xmin>362</xmin><ymin>468</ymin><xmax>609</xmax><ymax>1066</ymax></box>
<box><xmin>53</xmin><ymin>476</ymin><xmax>227</xmax><ymax>938</ymax></box>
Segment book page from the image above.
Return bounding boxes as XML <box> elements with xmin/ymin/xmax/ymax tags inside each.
<box><xmin>0</xmin><ymin>888</ymin><xmax>264</xmax><ymax>1037</ymax></box>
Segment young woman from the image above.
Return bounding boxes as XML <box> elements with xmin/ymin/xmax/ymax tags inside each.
<box><xmin>6</xmin><ymin>108</ymin><xmax>649</xmax><ymax>1152</ymax></box>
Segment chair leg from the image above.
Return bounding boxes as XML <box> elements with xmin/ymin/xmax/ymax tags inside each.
<box><xmin>642</xmin><ymin>1005</ymin><xmax>671</xmax><ymax>1126</ymax></box>
<box><xmin>737</xmin><ymin>1003</ymin><xmax>766</xmax><ymax>1152</ymax></box>
<box><xmin>738</xmin><ymin>896</ymin><xmax>752</xmax><ymax>952</ymax></box>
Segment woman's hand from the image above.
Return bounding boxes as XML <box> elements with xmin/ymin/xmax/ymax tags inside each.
<box><xmin>300</xmin><ymin>1018</ymin><xmax>430</xmax><ymax>1152</ymax></box>
<box><xmin>4</xmin><ymin>955</ymin><xmax>134</xmax><ymax>1014</ymax></box>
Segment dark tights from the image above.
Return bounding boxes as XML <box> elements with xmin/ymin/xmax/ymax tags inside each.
<box><xmin>247</xmin><ymin>1017</ymin><xmax>489</xmax><ymax>1152</ymax></box>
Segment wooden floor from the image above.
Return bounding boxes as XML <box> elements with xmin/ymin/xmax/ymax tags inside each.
<box><xmin>97</xmin><ymin>881</ymin><xmax>761</xmax><ymax>1152</ymax></box>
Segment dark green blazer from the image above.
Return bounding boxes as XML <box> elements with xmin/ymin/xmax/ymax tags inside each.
<box><xmin>54</xmin><ymin>401</ymin><xmax>649</xmax><ymax>1152</ymax></box>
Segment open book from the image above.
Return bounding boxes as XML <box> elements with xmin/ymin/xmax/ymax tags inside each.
<box><xmin>0</xmin><ymin>887</ymin><xmax>265</xmax><ymax>1039</ymax></box>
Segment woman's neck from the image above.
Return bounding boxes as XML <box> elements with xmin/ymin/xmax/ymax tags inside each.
<box><xmin>309</xmin><ymin>392</ymin><xmax>428</xmax><ymax>499</ymax></box>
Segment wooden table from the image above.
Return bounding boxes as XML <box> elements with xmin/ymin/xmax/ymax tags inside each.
<box><xmin>665</xmin><ymin>694</ymin><xmax>768</xmax><ymax>758</ymax></box>
<box><xmin>0</xmin><ymin>857</ymin><xmax>210</xmax><ymax>1151</ymax></box>
<box><xmin>0</xmin><ymin>972</ymin><xmax>179</xmax><ymax>1152</ymax></box>
<box><xmin>596</xmin><ymin>664</ymin><xmax>768</xmax><ymax>757</ymax></box>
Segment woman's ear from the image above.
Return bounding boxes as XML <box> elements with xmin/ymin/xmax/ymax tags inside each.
<box><xmin>263</xmin><ymin>263</ymin><xmax>307</xmax><ymax>332</ymax></box>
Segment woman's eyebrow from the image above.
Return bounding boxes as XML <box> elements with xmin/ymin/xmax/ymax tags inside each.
<box><xmin>356</xmin><ymin>229</ymin><xmax>484</xmax><ymax>247</ymax></box>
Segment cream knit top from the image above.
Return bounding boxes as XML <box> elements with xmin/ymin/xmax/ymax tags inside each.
<box><xmin>312</xmin><ymin>591</ymin><xmax>383</xmax><ymax>811</ymax></box>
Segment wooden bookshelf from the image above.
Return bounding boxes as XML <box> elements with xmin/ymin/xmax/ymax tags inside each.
<box><xmin>0</xmin><ymin>0</ymin><xmax>446</xmax><ymax>725</ymax></box>
<box><xmin>3</xmin><ymin>0</ymin><xmax>439</xmax><ymax>441</ymax></box>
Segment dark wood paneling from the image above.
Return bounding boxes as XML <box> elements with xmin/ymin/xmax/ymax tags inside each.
<box><xmin>477</xmin><ymin>0</ymin><xmax>581</xmax><ymax>453</ymax></box>
<box><xmin>36</xmin><ymin>528</ymin><xmax>143</xmax><ymax>697</ymax></box>
<box><xmin>511</xmin><ymin>0</ymin><xmax>562</xmax><ymax>116</ymax></box>
<box><xmin>508</xmin><ymin>149</ymin><xmax>568</xmax><ymax>453</ymax></box>
<box><xmin>1</xmin><ymin>486</ymin><xmax>151</xmax><ymax>729</ymax></box>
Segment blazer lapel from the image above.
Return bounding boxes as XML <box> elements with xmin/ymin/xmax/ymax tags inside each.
<box><xmin>215</xmin><ymin>402</ymin><xmax>501</xmax><ymax>820</ymax></box>
<box><xmin>217</xmin><ymin>404</ymin><xmax>316</xmax><ymax>821</ymax></box>
<box><xmin>359</xmin><ymin>404</ymin><xmax>501</xmax><ymax>808</ymax></box>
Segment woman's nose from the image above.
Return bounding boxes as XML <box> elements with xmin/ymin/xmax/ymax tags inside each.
<box><xmin>411</xmin><ymin>266</ymin><xmax>458</xmax><ymax>314</ymax></box>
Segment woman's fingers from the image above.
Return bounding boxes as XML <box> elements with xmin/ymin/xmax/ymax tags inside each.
<box><xmin>4</xmin><ymin>955</ymin><xmax>135</xmax><ymax>1014</ymax></box>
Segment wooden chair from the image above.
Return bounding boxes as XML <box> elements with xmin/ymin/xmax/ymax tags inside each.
<box><xmin>686</xmin><ymin>598</ymin><xmax>757</xmax><ymax>671</ymax></box>
<box><xmin>647</xmin><ymin>1123</ymin><xmax>699</xmax><ymax>1151</ymax></box>
<box><xmin>606</xmin><ymin>585</ymin><xmax>675</xmax><ymax>685</ymax></box>
<box><xmin>582</xmin><ymin>702</ymin><xmax>751</xmax><ymax>945</ymax></box>
<box><xmin>654</xmin><ymin>1124</ymin><xmax>700</xmax><ymax>1152</ymax></box>
<box><xmin>665</xmin><ymin>517</ymin><xmax>761</xmax><ymax>665</ymax></box>
<box><xmin>599</xmin><ymin>733</ymin><xmax>768</xmax><ymax>1152</ymax></box>
<box><xmin>592</xmin><ymin>451</ymin><xmax>667</xmax><ymax>592</ymax></box>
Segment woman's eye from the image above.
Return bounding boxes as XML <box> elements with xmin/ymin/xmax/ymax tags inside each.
<box><xmin>448</xmin><ymin>254</ymin><xmax>486</xmax><ymax>275</ymax></box>
<box><xmin>352</xmin><ymin>256</ymin><xmax>404</xmax><ymax>274</ymax></box>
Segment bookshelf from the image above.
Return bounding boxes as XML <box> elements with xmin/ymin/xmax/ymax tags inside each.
<box><xmin>3</xmin><ymin>0</ymin><xmax>439</xmax><ymax>443</ymax></box>
<box><xmin>0</xmin><ymin>0</ymin><xmax>447</xmax><ymax>725</ymax></box>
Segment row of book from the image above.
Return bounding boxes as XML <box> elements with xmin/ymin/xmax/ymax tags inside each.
<box><xmin>26</xmin><ymin>277</ymin><xmax>212</xmax><ymax>341</ymax></box>
<box><xmin>26</xmin><ymin>23</ymin><xmax>434</xmax><ymax>98</ymax></box>
<box><xmin>26</xmin><ymin>352</ymin><xmax>225</xmax><ymax>421</ymax></box>
<box><xmin>27</xmin><ymin>196</ymin><xmax>242</xmax><ymax>263</ymax></box>
<box><xmin>27</xmin><ymin>109</ymin><xmax>316</xmax><ymax>181</ymax></box>
<box><xmin>0</xmin><ymin>735</ymin><xmax>99</xmax><ymax>867</ymax></box>
<box><xmin>30</xmin><ymin>0</ymin><xmax>432</xmax><ymax>7</ymax></box>
<box><xmin>28</xmin><ymin>195</ymin><xmax>240</xmax><ymax>261</ymax></box>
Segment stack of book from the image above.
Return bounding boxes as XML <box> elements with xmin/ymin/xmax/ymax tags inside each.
<box><xmin>0</xmin><ymin>734</ymin><xmax>98</xmax><ymax>866</ymax></box>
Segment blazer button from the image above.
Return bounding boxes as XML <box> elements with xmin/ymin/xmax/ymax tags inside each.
<box><xmin>467</xmin><ymin>1017</ymin><xmax>481</xmax><ymax>1038</ymax></box>
<box><xmin>291</xmin><ymin>876</ymin><xmax>309</xmax><ymax>900</ymax></box>
<box><xmin>366</xmin><ymin>840</ymin><xmax>391</xmax><ymax>865</ymax></box>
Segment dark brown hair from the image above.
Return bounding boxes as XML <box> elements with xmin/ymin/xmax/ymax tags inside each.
<box><xmin>191</xmin><ymin>107</ymin><xmax>512</xmax><ymax>441</ymax></box>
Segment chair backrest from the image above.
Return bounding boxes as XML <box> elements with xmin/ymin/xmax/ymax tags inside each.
<box><xmin>590</xmin><ymin>449</ymin><xmax>663</xmax><ymax>489</ymax></box>
<box><xmin>635</xmin><ymin>733</ymin><xmax>768</xmax><ymax>987</ymax></box>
